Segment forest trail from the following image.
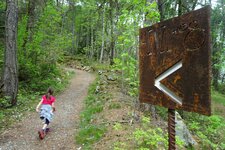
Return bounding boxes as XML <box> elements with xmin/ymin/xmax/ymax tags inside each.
<box><xmin>0</xmin><ymin>69</ymin><xmax>95</xmax><ymax>150</ymax></box>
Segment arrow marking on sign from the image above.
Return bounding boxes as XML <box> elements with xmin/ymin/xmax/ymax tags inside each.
<box><xmin>154</xmin><ymin>61</ymin><xmax>183</xmax><ymax>105</ymax></box>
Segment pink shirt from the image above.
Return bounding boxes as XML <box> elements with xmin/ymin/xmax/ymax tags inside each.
<box><xmin>41</xmin><ymin>95</ymin><xmax>55</xmax><ymax>106</ymax></box>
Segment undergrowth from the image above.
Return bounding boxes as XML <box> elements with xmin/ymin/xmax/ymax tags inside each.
<box><xmin>75</xmin><ymin>76</ymin><xmax>109</xmax><ymax>148</ymax></box>
<box><xmin>212</xmin><ymin>90</ymin><xmax>225</xmax><ymax>106</ymax></box>
<box><xmin>185</xmin><ymin>113</ymin><xmax>225</xmax><ymax>149</ymax></box>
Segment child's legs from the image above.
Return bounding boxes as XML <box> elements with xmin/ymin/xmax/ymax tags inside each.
<box><xmin>40</xmin><ymin>117</ymin><xmax>50</xmax><ymax>130</ymax></box>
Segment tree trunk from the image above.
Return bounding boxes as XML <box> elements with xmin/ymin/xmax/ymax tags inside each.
<box><xmin>191</xmin><ymin>0</ymin><xmax>198</xmax><ymax>11</ymax></box>
<box><xmin>86</xmin><ymin>26</ymin><xmax>90</xmax><ymax>48</ymax></box>
<box><xmin>158</xmin><ymin>0</ymin><xmax>164</xmax><ymax>21</ymax></box>
<box><xmin>76</xmin><ymin>26</ymin><xmax>80</xmax><ymax>53</ymax></box>
<box><xmin>22</xmin><ymin>0</ymin><xmax>36</xmax><ymax>58</ymax></box>
<box><xmin>114</xmin><ymin>0</ymin><xmax>118</xmax><ymax>58</ymax></box>
<box><xmin>178</xmin><ymin>0</ymin><xmax>182</xmax><ymax>16</ymax></box>
<box><xmin>56</xmin><ymin>0</ymin><xmax>59</xmax><ymax>6</ymax></box>
<box><xmin>71</xmin><ymin>2</ymin><xmax>75</xmax><ymax>55</ymax></box>
<box><xmin>90</xmin><ymin>24</ymin><xmax>94</xmax><ymax>59</ymax></box>
<box><xmin>109</xmin><ymin>0</ymin><xmax>114</xmax><ymax>65</ymax></box>
<box><xmin>99</xmin><ymin>5</ymin><xmax>105</xmax><ymax>63</ymax></box>
<box><xmin>2</xmin><ymin>0</ymin><xmax>18</xmax><ymax>106</ymax></box>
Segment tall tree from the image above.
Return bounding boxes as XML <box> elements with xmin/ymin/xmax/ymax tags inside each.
<box><xmin>69</xmin><ymin>0</ymin><xmax>76</xmax><ymax>54</ymax></box>
<box><xmin>99</xmin><ymin>4</ymin><xmax>105</xmax><ymax>63</ymax></box>
<box><xmin>21</xmin><ymin>0</ymin><xmax>36</xmax><ymax>58</ymax></box>
<box><xmin>1</xmin><ymin>0</ymin><xmax>18</xmax><ymax>106</ymax></box>
<box><xmin>109</xmin><ymin>0</ymin><xmax>115</xmax><ymax>65</ymax></box>
<box><xmin>157</xmin><ymin>0</ymin><xmax>165</xmax><ymax>21</ymax></box>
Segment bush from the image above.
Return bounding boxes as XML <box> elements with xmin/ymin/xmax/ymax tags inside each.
<box><xmin>186</xmin><ymin>113</ymin><xmax>225</xmax><ymax>149</ymax></box>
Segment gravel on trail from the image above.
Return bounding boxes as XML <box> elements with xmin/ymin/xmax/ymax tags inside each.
<box><xmin>0</xmin><ymin>69</ymin><xmax>95</xmax><ymax>150</ymax></box>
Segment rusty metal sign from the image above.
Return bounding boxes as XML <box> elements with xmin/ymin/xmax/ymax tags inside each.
<box><xmin>139</xmin><ymin>6</ymin><xmax>211</xmax><ymax>116</ymax></box>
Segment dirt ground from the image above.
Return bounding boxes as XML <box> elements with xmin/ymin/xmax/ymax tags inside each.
<box><xmin>0</xmin><ymin>69</ymin><xmax>95</xmax><ymax>150</ymax></box>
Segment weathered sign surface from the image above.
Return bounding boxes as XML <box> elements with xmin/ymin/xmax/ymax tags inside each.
<box><xmin>139</xmin><ymin>6</ymin><xmax>211</xmax><ymax>116</ymax></box>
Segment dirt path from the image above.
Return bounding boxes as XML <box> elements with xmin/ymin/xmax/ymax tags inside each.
<box><xmin>0</xmin><ymin>69</ymin><xmax>95</xmax><ymax>150</ymax></box>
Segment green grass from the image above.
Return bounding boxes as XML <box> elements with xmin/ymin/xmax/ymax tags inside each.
<box><xmin>80</xmin><ymin>104</ymin><xmax>103</xmax><ymax>126</ymax></box>
<box><xmin>212</xmin><ymin>90</ymin><xmax>225</xmax><ymax>106</ymax></box>
<box><xmin>76</xmin><ymin>125</ymin><xmax>106</xmax><ymax>145</ymax></box>
<box><xmin>109</xmin><ymin>102</ymin><xmax>121</xmax><ymax>109</ymax></box>
<box><xmin>76</xmin><ymin>75</ymin><xmax>110</xmax><ymax>149</ymax></box>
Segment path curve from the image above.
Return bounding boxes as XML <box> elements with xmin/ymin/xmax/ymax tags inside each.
<box><xmin>0</xmin><ymin>69</ymin><xmax>95</xmax><ymax>150</ymax></box>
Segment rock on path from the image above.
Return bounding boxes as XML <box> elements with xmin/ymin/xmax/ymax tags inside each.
<box><xmin>0</xmin><ymin>69</ymin><xmax>95</xmax><ymax>150</ymax></box>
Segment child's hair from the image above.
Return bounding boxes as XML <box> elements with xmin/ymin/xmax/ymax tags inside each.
<box><xmin>46</xmin><ymin>87</ymin><xmax>54</xmax><ymax>100</ymax></box>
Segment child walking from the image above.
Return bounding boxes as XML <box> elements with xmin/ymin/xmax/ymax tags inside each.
<box><xmin>36</xmin><ymin>87</ymin><xmax>56</xmax><ymax>139</ymax></box>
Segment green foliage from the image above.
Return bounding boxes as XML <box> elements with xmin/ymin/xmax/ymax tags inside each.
<box><xmin>0</xmin><ymin>44</ymin><xmax>3</xmax><ymax>70</ymax></box>
<box><xmin>130</xmin><ymin>116</ymin><xmax>184</xmax><ymax>149</ymax></box>
<box><xmin>156</xmin><ymin>91</ymin><xmax>225</xmax><ymax>149</ymax></box>
<box><xmin>144</xmin><ymin>1</ymin><xmax>160</xmax><ymax>23</ymax></box>
<box><xmin>212</xmin><ymin>90</ymin><xmax>225</xmax><ymax>106</ymax></box>
<box><xmin>80</xmin><ymin>104</ymin><xmax>103</xmax><ymax>126</ymax></box>
<box><xmin>155</xmin><ymin>106</ymin><xmax>168</xmax><ymax>120</ymax></box>
<box><xmin>0</xmin><ymin>90</ymin><xmax>39</xmax><ymax>131</ymax></box>
<box><xmin>116</xmin><ymin>1</ymin><xmax>159</xmax><ymax>43</ymax></box>
<box><xmin>76</xmin><ymin>124</ymin><xmax>106</xmax><ymax>145</ymax></box>
<box><xmin>113</xmin><ymin>52</ymin><xmax>138</xmax><ymax>97</ymax></box>
<box><xmin>211</xmin><ymin>1</ymin><xmax>225</xmax><ymax>91</ymax></box>
<box><xmin>113</xmin><ymin>123</ymin><xmax>123</xmax><ymax>131</ymax></box>
<box><xmin>16</xmin><ymin>2</ymin><xmax>73</xmax><ymax>94</ymax></box>
<box><xmin>132</xmin><ymin>116</ymin><xmax>169</xmax><ymax>149</ymax></box>
<box><xmin>76</xmin><ymin>0</ymin><xmax>160</xmax><ymax>62</ymax></box>
<box><xmin>113</xmin><ymin>141</ymin><xmax>128</xmax><ymax>150</ymax></box>
<box><xmin>109</xmin><ymin>102</ymin><xmax>121</xmax><ymax>109</ymax></box>
<box><xmin>17</xmin><ymin>15</ymin><xmax>28</xmax><ymax>53</ymax></box>
<box><xmin>0</xmin><ymin>2</ymin><xmax>5</xmax><ymax>9</ymax></box>
<box><xmin>0</xmin><ymin>2</ymin><xmax>5</xmax><ymax>72</ymax></box>
<box><xmin>133</xmin><ymin>128</ymin><xmax>168</xmax><ymax>148</ymax></box>
<box><xmin>0</xmin><ymin>96</ymin><xmax>12</xmax><ymax>108</ymax></box>
<box><xmin>186</xmin><ymin>113</ymin><xmax>225</xmax><ymax>149</ymax></box>
<box><xmin>76</xmin><ymin>77</ymin><xmax>108</xmax><ymax>148</ymax></box>
<box><xmin>141</xmin><ymin>116</ymin><xmax>150</xmax><ymax>125</ymax></box>
<box><xmin>217</xmin><ymin>83</ymin><xmax>225</xmax><ymax>95</ymax></box>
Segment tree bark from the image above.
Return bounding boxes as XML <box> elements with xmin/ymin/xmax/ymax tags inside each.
<box><xmin>90</xmin><ymin>24</ymin><xmax>94</xmax><ymax>59</ymax></box>
<box><xmin>22</xmin><ymin>0</ymin><xmax>36</xmax><ymax>58</ymax></box>
<box><xmin>178</xmin><ymin>0</ymin><xmax>182</xmax><ymax>16</ymax></box>
<box><xmin>99</xmin><ymin>5</ymin><xmax>105</xmax><ymax>63</ymax></box>
<box><xmin>158</xmin><ymin>0</ymin><xmax>164</xmax><ymax>21</ymax></box>
<box><xmin>56</xmin><ymin>0</ymin><xmax>59</xmax><ymax>6</ymax></box>
<box><xmin>86</xmin><ymin>25</ymin><xmax>90</xmax><ymax>48</ymax></box>
<box><xmin>109</xmin><ymin>0</ymin><xmax>114</xmax><ymax>65</ymax></box>
<box><xmin>2</xmin><ymin>0</ymin><xmax>18</xmax><ymax>106</ymax></box>
<box><xmin>70</xmin><ymin>1</ymin><xmax>76</xmax><ymax>55</ymax></box>
<box><xmin>191</xmin><ymin>0</ymin><xmax>198</xmax><ymax>11</ymax></box>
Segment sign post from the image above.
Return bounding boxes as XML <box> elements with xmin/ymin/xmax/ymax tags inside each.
<box><xmin>168</xmin><ymin>109</ymin><xmax>175</xmax><ymax>149</ymax></box>
<box><xmin>139</xmin><ymin>6</ymin><xmax>211</xmax><ymax>149</ymax></box>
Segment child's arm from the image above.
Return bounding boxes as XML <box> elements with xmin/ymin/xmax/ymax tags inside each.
<box><xmin>52</xmin><ymin>102</ymin><xmax>56</xmax><ymax>112</ymax></box>
<box><xmin>36</xmin><ymin>99</ymin><xmax>44</xmax><ymax>112</ymax></box>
